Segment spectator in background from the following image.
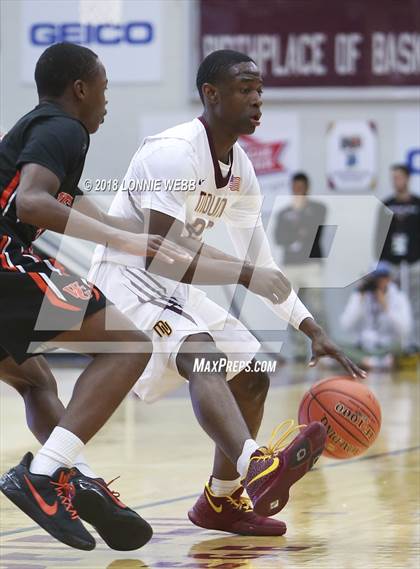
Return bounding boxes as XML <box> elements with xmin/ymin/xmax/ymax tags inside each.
<box><xmin>340</xmin><ymin>262</ymin><xmax>412</xmax><ymax>370</ymax></box>
<box><xmin>274</xmin><ymin>172</ymin><xmax>327</xmax><ymax>359</ymax></box>
<box><xmin>375</xmin><ymin>164</ymin><xmax>420</xmax><ymax>348</ymax></box>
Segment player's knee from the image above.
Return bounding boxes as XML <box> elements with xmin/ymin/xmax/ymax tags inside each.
<box><xmin>176</xmin><ymin>333</ymin><xmax>222</xmax><ymax>380</ymax></box>
<box><xmin>91</xmin><ymin>329</ymin><xmax>152</xmax><ymax>373</ymax></box>
<box><xmin>114</xmin><ymin>329</ymin><xmax>152</xmax><ymax>359</ymax></box>
<box><xmin>177</xmin><ymin>334</ymin><xmax>226</xmax><ymax>382</ymax></box>
<box><xmin>254</xmin><ymin>370</ymin><xmax>270</xmax><ymax>400</ymax></box>
<box><xmin>122</xmin><ymin>331</ymin><xmax>152</xmax><ymax>370</ymax></box>
<box><xmin>234</xmin><ymin>368</ymin><xmax>270</xmax><ymax>403</ymax></box>
<box><xmin>14</xmin><ymin>370</ymin><xmax>58</xmax><ymax>398</ymax></box>
<box><xmin>26</xmin><ymin>365</ymin><xmax>58</xmax><ymax>391</ymax></box>
<box><xmin>189</xmin><ymin>353</ymin><xmax>227</xmax><ymax>383</ymax></box>
<box><xmin>10</xmin><ymin>380</ymin><xmax>31</xmax><ymax>398</ymax></box>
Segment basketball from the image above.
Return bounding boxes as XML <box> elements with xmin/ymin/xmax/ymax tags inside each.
<box><xmin>298</xmin><ymin>377</ymin><xmax>382</xmax><ymax>459</ymax></box>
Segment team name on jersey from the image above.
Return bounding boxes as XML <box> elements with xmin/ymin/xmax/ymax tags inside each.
<box><xmin>195</xmin><ymin>191</ymin><xmax>227</xmax><ymax>218</ymax></box>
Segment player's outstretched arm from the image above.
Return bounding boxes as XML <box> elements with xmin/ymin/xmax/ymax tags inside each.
<box><xmin>143</xmin><ymin>208</ymin><xmax>241</xmax><ymax>282</ymax></box>
<box><xmin>177</xmin><ymin>226</ymin><xmax>293</xmax><ymax>301</ymax></box>
<box><xmin>16</xmin><ymin>163</ymin><xmax>190</xmax><ymax>264</ymax></box>
<box><xmin>141</xmin><ymin>208</ymin><xmax>291</xmax><ymax>294</ymax></box>
<box><xmin>228</xmin><ymin>223</ymin><xmax>366</xmax><ymax>379</ymax></box>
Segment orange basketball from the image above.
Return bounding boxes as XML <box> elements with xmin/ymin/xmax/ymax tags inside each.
<box><xmin>298</xmin><ymin>376</ymin><xmax>381</xmax><ymax>459</ymax></box>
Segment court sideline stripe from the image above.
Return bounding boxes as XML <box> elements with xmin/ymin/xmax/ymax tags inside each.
<box><xmin>1</xmin><ymin>444</ymin><xmax>418</xmax><ymax>538</ymax></box>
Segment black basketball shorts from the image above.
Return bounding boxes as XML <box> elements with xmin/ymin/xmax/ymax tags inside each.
<box><xmin>0</xmin><ymin>239</ymin><xmax>108</xmax><ymax>364</ymax></box>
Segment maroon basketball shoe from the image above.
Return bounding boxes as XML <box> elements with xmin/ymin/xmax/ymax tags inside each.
<box><xmin>243</xmin><ymin>420</ymin><xmax>327</xmax><ymax>517</ymax></box>
<box><xmin>188</xmin><ymin>480</ymin><xmax>286</xmax><ymax>536</ymax></box>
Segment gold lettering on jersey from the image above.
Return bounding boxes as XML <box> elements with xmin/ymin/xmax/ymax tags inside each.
<box><xmin>195</xmin><ymin>191</ymin><xmax>227</xmax><ymax>218</ymax></box>
<box><xmin>153</xmin><ymin>320</ymin><xmax>173</xmax><ymax>337</ymax></box>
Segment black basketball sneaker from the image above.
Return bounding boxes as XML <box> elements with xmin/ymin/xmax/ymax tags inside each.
<box><xmin>0</xmin><ymin>452</ymin><xmax>95</xmax><ymax>550</ymax></box>
<box><xmin>70</xmin><ymin>470</ymin><xmax>153</xmax><ymax>550</ymax></box>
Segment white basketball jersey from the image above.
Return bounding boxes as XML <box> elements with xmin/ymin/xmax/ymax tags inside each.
<box><xmin>94</xmin><ymin>117</ymin><xmax>261</xmax><ymax>260</ymax></box>
<box><xmin>90</xmin><ymin>117</ymin><xmax>312</xmax><ymax>330</ymax></box>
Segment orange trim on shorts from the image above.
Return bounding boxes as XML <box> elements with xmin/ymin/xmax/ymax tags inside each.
<box><xmin>28</xmin><ymin>272</ymin><xmax>81</xmax><ymax>312</ymax></box>
<box><xmin>0</xmin><ymin>235</ymin><xmax>18</xmax><ymax>271</ymax></box>
<box><xmin>91</xmin><ymin>286</ymin><xmax>100</xmax><ymax>301</ymax></box>
<box><xmin>0</xmin><ymin>171</ymin><xmax>20</xmax><ymax>210</ymax></box>
<box><xmin>48</xmin><ymin>257</ymin><xmax>68</xmax><ymax>275</ymax></box>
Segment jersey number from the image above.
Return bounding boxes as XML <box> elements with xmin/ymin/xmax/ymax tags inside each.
<box><xmin>184</xmin><ymin>218</ymin><xmax>214</xmax><ymax>239</ymax></box>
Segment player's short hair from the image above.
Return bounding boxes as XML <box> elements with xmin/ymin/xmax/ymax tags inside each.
<box><xmin>196</xmin><ymin>49</ymin><xmax>255</xmax><ymax>103</ymax></box>
<box><xmin>391</xmin><ymin>163</ymin><xmax>410</xmax><ymax>177</ymax></box>
<box><xmin>35</xmin><ymin>42</ymin><xmax>99</xmax><ymax>98</ymax></box>
<box><xmin>292</xmin><ymin>172</ymin><xmax>310</xmax><ymax>186</ymax></box>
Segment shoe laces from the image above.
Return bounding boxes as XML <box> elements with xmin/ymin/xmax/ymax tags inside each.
<box><xmin>256</xmin><ymin>419</ymin><xmax>306</xmax><ymax>458</ymax></box>
<box><xmin>50</xmin><ymin>471</ymin><xmax>78</xmax><ymax>520</ymax></box>
<box><xmin>96</xmin><ymin>475</ymin><xmax>121</xmax><ymax>499</ymax></box>
<box><xmin>226</xmin><ymin>495</ymin><xmax>252</xmax><ymax>512</ymax></box>
<box><xmin>94</xmin><ymin>475</ymin><xmax>127</xmax><ymax>508</ymax></box>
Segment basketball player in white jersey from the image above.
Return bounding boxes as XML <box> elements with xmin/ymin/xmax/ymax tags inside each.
<box><xmin>90</xmin><ymin>50</ymin><xmax>365</xmax><ymax>536</ymax></box>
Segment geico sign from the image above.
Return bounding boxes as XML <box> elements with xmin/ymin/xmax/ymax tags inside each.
<box><xmin>30</xmin><ymin>22</ymin><xmax>153</xmax><ymax>45</ymax></box>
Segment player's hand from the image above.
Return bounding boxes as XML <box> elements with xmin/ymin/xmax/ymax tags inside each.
<box><xmin>121</xmin><ymin>233</ymin><xmax>193</xmax><ymax>264</ymax></box>
<box><xmin>241</xmin><ymin>266</ymin><xmax>292</xmax><ymax>304</ymax></box>
<box><xmin>309</xmin><ymin>330</ymin><xmax>367</xmax><ymax>379</ymax></box>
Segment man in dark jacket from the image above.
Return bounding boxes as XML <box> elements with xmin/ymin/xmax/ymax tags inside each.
<box><xmin>375</xmin><ymin>164</ymin><xmax>420</xmax><ymax>347</ymax></box>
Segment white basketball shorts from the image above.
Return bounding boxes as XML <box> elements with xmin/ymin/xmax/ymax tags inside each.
<box><xmin>90</xmin><ymin>263</ymin><xmax>260</xmax><ymax>402</ymax></box>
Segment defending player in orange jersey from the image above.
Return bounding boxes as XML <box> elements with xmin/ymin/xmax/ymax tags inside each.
<box><xmin>0</xmin><ymin>42</ymin><xmax>189</xmax><ymax>551</ymax></box>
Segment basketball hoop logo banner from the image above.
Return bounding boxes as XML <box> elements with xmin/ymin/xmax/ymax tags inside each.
<box><xmin>326</xmin><ymin>120</ymin><xmax>377</xmax><ymax>192</ymax></box>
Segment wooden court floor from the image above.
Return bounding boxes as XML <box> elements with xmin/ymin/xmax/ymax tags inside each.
<box><xmin>0</xmin><ymin>361</ymin><xmax>419</xmax><ymax>569</ymax></box>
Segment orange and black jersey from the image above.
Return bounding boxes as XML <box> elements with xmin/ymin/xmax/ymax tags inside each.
<box><xmin>0</xmin><ymin>103</ymin><xmax>108</xmax><ymax>365</ymax></box>
<box><xmin>0</xmin><ymin>101</ymin><xmax>89</xmax><ymax>248</ymax></box>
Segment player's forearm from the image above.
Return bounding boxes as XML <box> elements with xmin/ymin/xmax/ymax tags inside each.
<box><xmin>177</xmin><ymin>236</ymin><xmax>243</xmax><ymax>263</ymax></box>
<box><xmin>259</xmin><ymin>290</ymin><xmax>313</xmax><ymax>331</ymax></box>
<box><xmin>200</xmin><ymin>241</ymin><xmax>242</xmax><ymax>262</ymax></box>
<box><xmin>299</xmin><ymin>317</ymin><xmax>325</xmax><ymax>338</ymax></box>
<box><xmin>103</xmin><ymin>214</ymin><xmax>144</xmax><ymax>234</ymax></box>
<box><xmin>72</xmin><ymin>195</ymin><xmax>144</xmax><ymax>234</ymax></box>
<box><xmin>147</xmin><ymin>253</ymin><xmax>249</xmax><ymax>285</ymax></box>
<box><xmin>17</xmin><ymin>192</ymin><xmax>126</xmax><ymax>249</ymax></box>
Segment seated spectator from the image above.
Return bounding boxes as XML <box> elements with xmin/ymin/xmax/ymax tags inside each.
<box><xmin>340</xmin><ymin>262</ymin><xmax>412</xmax><ymax>370</ymax></box>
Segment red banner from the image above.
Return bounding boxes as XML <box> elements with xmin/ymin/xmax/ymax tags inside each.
<box><xmin>199</xmin><ymin>0</ymin><xmax>420</xmax><ymax>89</ymax></box>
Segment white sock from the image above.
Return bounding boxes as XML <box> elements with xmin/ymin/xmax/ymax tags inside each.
<box><xmin>236</xmin><ymin>439</ymin><xmax>259</xmax><ymax>478</ymax></box>
<box><xmin>210</xmin><ymin>476</ymin><xmax>241</xmax><ymax>497</ymax></box>
<box><xmin>73</xmin><ymin>453</ymin><xmax>99</xmax><ymax>479</ymax></box>
<box><xmin>30</xmin><ymin>427</ymin><xmax>84</xmax><ymax>476</ymax></box>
